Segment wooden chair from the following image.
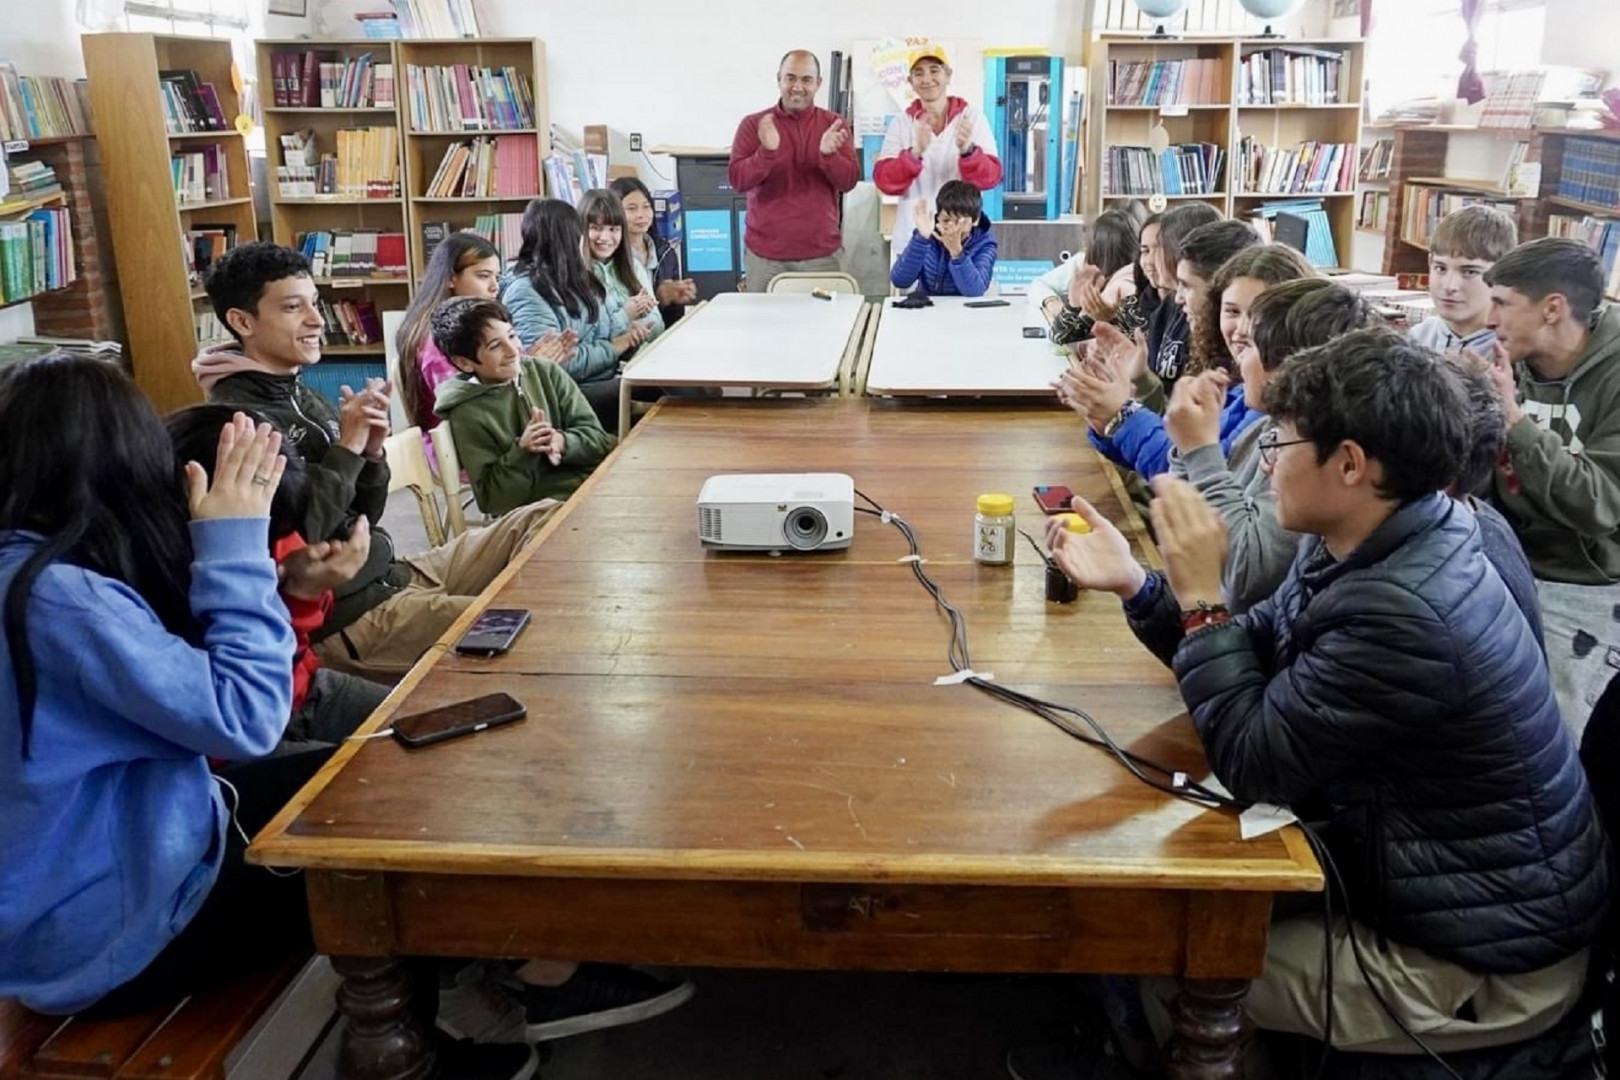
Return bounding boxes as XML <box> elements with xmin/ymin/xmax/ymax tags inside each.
<box><xmin>380</xmin><ymin>309</ymin><xmax>410</xmax><ymax>434</ymax></box>
<box><xmin>765</xmin><ymin>271</ymin><xmax>862</xmax><ymax>295</ymax></box>
<box><xmin>1</xmin><ymin>955</ymin><xmax>305</xmax><ymax>1080</ymax></box>
<box><xmin>429</xmin><ymin>423</ymin><xmax>476</xmax><ymax>538</ymax></box>
<box><xmin>382</xmin><ymin>428</ymin><xmax>448</xmax><ymax>548</ymax></box>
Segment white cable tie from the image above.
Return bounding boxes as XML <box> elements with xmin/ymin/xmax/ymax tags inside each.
<box><xmin>933</xmin><ymin>669</ymin><xmax>992</xmax><ymax>686</ymax></box>
<box><xmin>880</xmin><ymin>510</ymin><xmax>894</xmax><ymax>524</ymax></box>
<box><xmin>1172</xmin><ymin>771</ymin><xmax>1188</xmax><ymax>789</ymax></box>
<box><xmin>898</xmin><ymin>554</ymin><xmax>927</xmax><ymax>564</ymax></box>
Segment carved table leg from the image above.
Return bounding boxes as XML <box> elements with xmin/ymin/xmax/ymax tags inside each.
<box><xmin>1164</xmin><ymin>977</ymin><xmax>1249</xmax><ymax>1080</ymax></box>
<box><xmin>333</xmin><ymin>956</ymin><xmax>435</xmax><ymax>1080</ymax></box>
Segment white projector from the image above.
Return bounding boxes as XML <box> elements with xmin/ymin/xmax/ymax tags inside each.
<box><xmin>696</xmin><ymin>473</ymin><xmax>855</xmax><ymax>553</ymax></box>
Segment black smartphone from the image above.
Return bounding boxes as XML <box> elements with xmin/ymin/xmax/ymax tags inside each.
<box><xmin>964</xmin><ymin>299</ymin><xmax>1010</xmax><ymax>308</ymax></box>
<box><xmin>391</xmin><ymin>692</ymin><xmax>527</xmax><ymax>749</ymax></box>
<box><xmin>453</xmin><ymin>608</ymin><xmax>531</xmax><ymax>656</ymax></box>
<box><xmin>1023</xmin><ymin>325</ymin><xmax>1048</xmax><ymax>339</ymax></box>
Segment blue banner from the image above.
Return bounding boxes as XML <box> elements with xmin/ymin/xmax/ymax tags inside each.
<box><xmin>686</xmin><ymin>209</ymin><xmax>734</xmax><ymax>273</ymax></box>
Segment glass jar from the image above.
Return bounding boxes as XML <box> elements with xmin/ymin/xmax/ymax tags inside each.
<box><xmin>974</xmin><ymin>493</ymin><xmax>1016</xmax><ymax>565</ymax></box>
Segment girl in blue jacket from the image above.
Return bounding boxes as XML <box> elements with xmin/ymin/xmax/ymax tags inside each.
<box><xmin>0</xmin><ymin>356</ymin><xmax>299</xmax><ymax>1015</ymax></box>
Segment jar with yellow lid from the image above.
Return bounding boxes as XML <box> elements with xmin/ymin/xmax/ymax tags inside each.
<box><xmin>974</xmin><ymin>493</ymin><xmax>1016</xmax><ymax>565</ymax></box>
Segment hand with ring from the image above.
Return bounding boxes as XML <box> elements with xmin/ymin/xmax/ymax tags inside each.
<box><xmin>184</xmin><ymin>412</ymin><xmax>285</xmax><ymax>521</ymax></box>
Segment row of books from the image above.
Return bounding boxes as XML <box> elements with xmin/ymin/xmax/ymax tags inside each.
<box><xmin>0</xmin><ymin>206</ymin><xmax>75</xmax><ymax>304</ymax></box>
<box><xmin>0</xmin><ymin>64</ymin><xmax>91</xmax><ymax>141</ymax></box>
<box><xmin>184</xmin><ymin>225</ymin><xmax>236</xmax><ymax>287</ymax></box>
<box><xmin>7</xmin><ymin>159</ymin><xmax>62</xmax><ymax>202</ymax></box>
<box><xmin>269</xmin><ymin>51</ymin><xmax>396</xmax><ymax>109</ymax></box>
<box><xmin>276</xmin><ymin>127</ymin><xmax>401</xmax><ymax>199</ymax></box>
<box><xmin>1357</xmin><ymin>190</ymin><xmax>1389</xmax><ymax>231</ymax></box>
<box><xmin>159</xmin><ymin>69</ymin><xmax>229</xmax><ymax>134</ymax></box>
<box><xmin>1101</xmin><ymin>143</ymin><xmax>1224</xmax><ymax>196</ymax></box>
<box><xmin>1238</xmin><ymin>47</ymin><xmax>1348</xmax><ymax>106</ymax></box>
<box><xmin>1546</xmin><ymin>213</ymin><xmax>1620</xmax><ymax>301</ymax></box>
<box><xmin>388</xmin><ymin>0</ymin><xmax>482</xmax><ymax>37</ymax></box>
<box><xmin>1234</xmin><ymin>139</ymin><xmax>1356</xmax><ymax>196</ymax></box>
<box><xmin>1244</xmin><ymin>199</ymin><xmax>1339</xmax><ymax>268</ymax></box>
<box><xmin>295</xmin><ymin>229</ymin><xmax>410</xmax><ymax>278</ymax></box>
<box><xmin>1556</xmin><ymin>137</ymin><xmax>1620</xmax><ymax>210</ymax></box>
<box><xmin>425</xmin><ymin>134</ymin><xmax>541</xmax><ymax>198</ymax></box>
<box><xmin>1106</xmin><ymin>59</ymin><xmax>1227</xmax><ymax>107</ymax></box>
<box><xmin>1401</xmin><ymin>187</ymin><xmax>1519</xmax><ymax>250</ymax></box>
<box><xmin>322</xmin><ymin>297</ymin><xmax>385</xmax><ymax>345</ymax></box>
<box><xmin>543</xmin><ymin>149</ymin><xmax>609</xmax><ymax>207</ymax></box>
<box><xmin>195</xmin><ymin>309</ymin><xmax>229</xmax><ymax>345</ymax></box>
<box><xmin>1360</xmin><ymin>139</ymin><xmax>1394</xmax><ymax>182</ymax></box>
<box><xmin>422</xmin><ymin>215</ymin><xmax>523</xmax><ymax>263</ymax></box>
<box><xmin>172</xmin><ymin>147</ymin><xmax>229</xmax><ymax>204</ymax></box>
<box><xmin>404</xmin><ymin>64</ymin><xmax>537</xmax><ymax>133</ymax></box>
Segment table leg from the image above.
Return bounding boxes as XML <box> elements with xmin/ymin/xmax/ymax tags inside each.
<box><xmin>333</xmin><ymin>956</ymin><xmax>434</xmax><ymax>1080</ymax></box>
<box><xmin>1164</xmin><ymin>977</ymin><xmax>1249</xmax><ymax>1080</ymax></box>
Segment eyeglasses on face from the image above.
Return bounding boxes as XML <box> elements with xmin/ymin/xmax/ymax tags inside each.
<box><xmin>1258</xmin><ymin>428</ymin><xmax>1312</xmax><ymax>468</ymax></box>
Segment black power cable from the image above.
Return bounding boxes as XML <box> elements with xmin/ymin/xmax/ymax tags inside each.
<box><xmin>852</xmin><ymin>487</ymin><xmax>1465</xmax><ymax>1080</ymax></box>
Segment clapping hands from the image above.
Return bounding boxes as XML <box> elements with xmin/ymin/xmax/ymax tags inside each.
<box><xmin>518</xmin><ymin>407</ymin><xmax>564</xmax><ymax>466</ymax></box>
<box><xmin>183</xmin><ymin>413</ymin><xmax>285</xmax><ymax>522</ymax></box>
<box><xmin>819</xmin><ymin>117</ymin><xmax>850</xmax><ymax>155</ymax></box>
<box><xmin>1164</xmin><ymin>370</ymin><xmax>1229</xmax><ymax>453</ymax></box>
<box><xmin>1043</xmin><ymin>495</ymin><xmax>1146</xmax><ymax>600</ymax></box>
<box><xmin>337</xmin><ymin>377</ymin><xmax>393</xmax><ymax>458</ymax></box>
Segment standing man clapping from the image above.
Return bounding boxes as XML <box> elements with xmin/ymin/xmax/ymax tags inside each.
<box><xmin>729</xmin><ymin>50</ymin><xmax>861</xmax><ymax>291</ymax></box>
<box><xmin>873</xmin><ymin>47</ymin><xmax>1002</xmax><ymax>249</ymax></box>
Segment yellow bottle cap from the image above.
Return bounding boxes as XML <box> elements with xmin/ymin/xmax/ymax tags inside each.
<box><xmin>976</xmin><ymin>493</ymin><xmax>1015</xmax><ymax>517</ymax></box>
<box><xmin>1060</xmin><ymin>513</ymin><xmax>1092</xmax><ymax>534</ymax></box>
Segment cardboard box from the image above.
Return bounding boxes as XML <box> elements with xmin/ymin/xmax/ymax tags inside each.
<box><xmin>584</xmin><ymin>124</ymin><xmax>610</xmax><ymax>154</ymax></box>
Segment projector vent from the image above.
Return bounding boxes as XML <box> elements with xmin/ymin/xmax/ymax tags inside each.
<box><xmin>698</xmin><ymin>506</ymin><xmax>723</xmax><ymax>542</ymax></box>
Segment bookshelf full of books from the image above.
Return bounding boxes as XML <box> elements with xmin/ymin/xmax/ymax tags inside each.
<box><xmin>82</xmin><ymin>33</ymin><xmax>258</xmax><ymax>412</ymax></box>
<box><xmin>1087</xmin><ymin>36</ymin><xmax>1365</xmax><ymax>268</ymax></box>
<box><xmin>399</xmin><ymin>38</ymin><xmax>548</xmax><ymax>279</ymax></box>
<box><xmin>0</xmin><ymin>161</ymin><xmax>76</xmax><ymax>309</ymax></box>
<box><xmin>258</xmin><ymin>41</ymin><xmax>410</xmax><ymax>361</ymax></box>
<box><xmin>1399</xmin><ymin>183</ymin><xmax>1521</xmax><ymax>251</ymax></box>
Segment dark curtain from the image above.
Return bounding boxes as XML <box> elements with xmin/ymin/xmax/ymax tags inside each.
<box><xmin>1457</xmin><ymin>0</ymin><xmax>1487</xmax><ymax>104</ymax></box>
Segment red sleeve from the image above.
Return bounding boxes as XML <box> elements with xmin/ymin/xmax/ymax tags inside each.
<box><xmin>958</xmin><ymin>147</ymin><xmax>1004</xmax><ymax>190</ymax></box>
<box><xmin>728</xmin><ymin>112</ymin><xmax>782</xmax><ymax>193</ymax></box>
<box><xmin>872</xmin><ymin>149</ymin><xmax>923</xmax><ymax>195</ymax></box>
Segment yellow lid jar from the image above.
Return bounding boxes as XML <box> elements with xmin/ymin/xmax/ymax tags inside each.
<box><xmin>974</xmin><ymin>493</ymin><xmax>1016</xmax><ymax>565</ymax></box>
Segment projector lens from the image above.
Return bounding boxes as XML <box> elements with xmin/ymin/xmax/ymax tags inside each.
<box><xmin>785</xmin><ymin>507</ymin><xmax>828</xmax><ymax>550</ymax></box>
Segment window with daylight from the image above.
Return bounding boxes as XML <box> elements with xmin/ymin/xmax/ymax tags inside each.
<box><xmin>1365</xmin><ymin>0</ymin><xmax>1546</xmax><ymax>117</ymax></box>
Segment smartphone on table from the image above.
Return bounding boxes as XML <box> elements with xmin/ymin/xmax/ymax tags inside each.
<box><xmin>964</xmin><ymin>299</ymin><xmax>1010</xmax><ymax>308</ymax></box>
<box><xmin>454</xmin><ymin>608</ymin><xmax>531</xmax><ymax>656</ymax></box>
<box><xmin>391</xmin><ymin>692</ymin><xmax>527</xmax><ymax>749</ymax></box>
<box><xmin>1033</xmin><ymin>485</ymin><xmax>1076</xmax><ymax>515</ymax></box>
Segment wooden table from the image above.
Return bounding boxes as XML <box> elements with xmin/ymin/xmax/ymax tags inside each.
<box><xmin>252</xmin><ymin>399</ymin><xmax>1320</xmax><ymax>1080</ymax></box>
<box><xmin>616</xmin><ymin>292</ymin><xmax>872</xmax><ymax>435</ymax></box>
<box><xmin>862</xmin><ymin>296</ymin><xmax>1072</xmax><ymax>397</ymax></box>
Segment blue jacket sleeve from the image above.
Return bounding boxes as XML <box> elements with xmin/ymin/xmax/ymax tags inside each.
<box><xmin>1100</xmin><ymin>406</ymin><xmax>1174</xmax><ymax>480</ymax></box>
<box><xmin>890</xmin><ymin>231</ymin><xmax>930</xmax><ymax>290</ymax></box>
<box><xmin>565</xmin><ymin>294</ymin><xmax>626</xmax><ymax>384</ymax></box>
<box><xmin>501</xmin><ymin>277</ymin><xmax>559</xmax><ymax>350</ymax></box>
<box><xmin>949</xmin><ymin>235</ymin><xmax>997</xmax><ymax>298</ymax></box>
<box><xmin>1217</xmin><ymin>389</ymin><xmax>1265</xmax><ymax>456</ymax></box>
<box><xmin>34</xmin><ymin>517</ymin><xmax>294</xmax><ymax>760</ymax></box>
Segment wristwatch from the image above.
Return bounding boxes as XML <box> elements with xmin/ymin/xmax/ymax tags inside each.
<box><xmin>1180</xmin><ymin>600</ymin><xmax>1233</xmax><ymax>633</ymax></box>
<box><xmin>1102</xmin><ymin>399</ymin><xmax>1143</xmax><ymax>439</ymax></box>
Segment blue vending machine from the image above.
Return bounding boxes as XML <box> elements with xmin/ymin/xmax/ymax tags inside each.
<box><xmin>984</xmin><ymin>55</ymin><xmax>1064</xmax><ymax>221</ymax></box>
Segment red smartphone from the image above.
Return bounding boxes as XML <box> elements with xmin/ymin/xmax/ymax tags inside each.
<box><xmin>391</xmin><ymin>692</ymin><xmax>527</xmax><ymax>749</ymax></box>
<box><xmin>1033</xmin><ymin>485</ymin><xmax>1076</xmax><ymax>515</ymax></box>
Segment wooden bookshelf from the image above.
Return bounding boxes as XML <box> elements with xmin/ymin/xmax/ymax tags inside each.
<box><xmin>82</xmin><ymin>32</ymin><xmax>256</xmax><ymax>412</ymax></box>
<box><xmin>397</xmin><ymin>38</ymin><xmax>549</xmax><ymax>279</ymax></box>
<box><xmin>1085</xmin><ymin>36</ymin><xmax>1366</xmax><ymax>268</ymax></box>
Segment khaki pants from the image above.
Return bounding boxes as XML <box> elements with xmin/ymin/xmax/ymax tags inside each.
<box><xmin>743</xmin><ymin>247</ymin><xmax>843</xmax><ymax>292</ymax></box>
<box><xmin>314</xmin><ymin>501</ymin><xmax>556</xmax><ymax>681</ymax></box>
<box><xmin>1148</xmin><ymin>917</ymin><xmax>1588</xmax><ymax>1058</ymax></box>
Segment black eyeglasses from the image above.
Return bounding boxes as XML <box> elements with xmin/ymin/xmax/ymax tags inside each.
<box><xmin>1258</xmin><ymin>428</ymin><xmax>1312</xmax><ymax>467</ymax></box>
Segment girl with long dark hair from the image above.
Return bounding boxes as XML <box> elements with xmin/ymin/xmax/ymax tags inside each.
<box><xmin>609</xmin><ymin>176</ymin><xmax>696</xmax><ymax>327</ymax></box>
<box><xmin>580</xmin><ymin>188</ymin><xmax>663</xmax><ymax>341</ymax></box>
<box><xmin>0</xmin><ymin>356</ymin><xmax>301</xmax><ymax>1015</ymax></box>
<box><xmin>502</xmin><ymin>198</ymin><xmax>647</xmax><ymax>426</ymax></box>
<box><xmin>1046</xmin><ymin>209</ymin><xmax>1147</xmax><ymax>347</ymax></box>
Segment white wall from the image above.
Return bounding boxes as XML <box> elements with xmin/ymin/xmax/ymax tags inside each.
<box><xmin>1540</xmin><ymin>0</ymin><xmax>1617</xmax><ymax>74</ymax></box>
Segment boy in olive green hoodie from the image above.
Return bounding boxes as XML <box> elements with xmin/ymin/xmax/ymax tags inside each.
<box><xmin>433</xmin><ymin>296</ymin><xmax>616</xmax><ymax>517</ymax></box>
<box><xmin>1485</xmin><ymin>237</ymin><xmax>1620</xmax><ymax>738</ymax></box>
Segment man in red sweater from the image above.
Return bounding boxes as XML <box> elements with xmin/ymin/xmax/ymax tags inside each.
<box><xmin>729</xmin><ymin>49</ymin><xmax>861</xmax><ymax>291</ymax></box>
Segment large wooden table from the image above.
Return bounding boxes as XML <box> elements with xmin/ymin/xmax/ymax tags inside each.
<box><xmin>252</xmin><ymin>399</ymin><xmax>1320</xmax><ymax>1080</ymax></box>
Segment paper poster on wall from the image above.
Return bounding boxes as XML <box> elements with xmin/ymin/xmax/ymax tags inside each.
<box><xmin>991</xmin><ymin>259</ymin><xmax>1057</xmax><ymax>296</ymax></box>
<box><xmin>686</xmin><ymin>209</ymin><xmax>734</xmax><ymax>273</ymax></box>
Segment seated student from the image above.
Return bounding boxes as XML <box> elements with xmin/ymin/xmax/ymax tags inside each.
<box><xmin>0</xmin><ymin>365</ymin><xmax>302</xmax><ymax>1015</ymax></box>
<box><xmin>503</xmin><ymin>198</ymin><xmax>647</xmax><ymax>430</ymax></box>
<box><xmin>889</xmin><ymin>179</ymin><xmax>997</xmax><ymax>297</ymax></box>
<box><xmin>1161</xmin><ymin>252</ymin><xmax>1333</xmax><ymax>613</ymax></box>
<box><xmin>610</xmin><ymin>176</ymin><xmax>698</xmax><ymax>329</ymax></box>
<box><xmin>1410</xmin><ymin>203</ymin><xmax>1516</xmax><ymax>354</ymax></box>
<box><xmin>196</xmin><ymin>242</ymin><xmax>554</xmax><ymax>682</ymax></box>
<box><xmin>1042</xmin><ymin>209</ymin><xmax>1146</xmax><ymax>347</ymax></box>
<box><xmin>1048</xmin><ymin>327</ymin><xmax>1609</xmax><ymax>1061</ymax></box>
<box><xmin>1057</xmin><ymin>221</ymin><xmax>1262</xmax><ymax>482</ymax></box>
<box><xmin>580</xmin><ymin>188</ymin><xmax>664</xmax><ymax>343</ymax></box>
<box><xmin>167</xmin><ymin>405</ymin><xmax>389</xmax><ymax>753</ymax></box>
<box><xmin>1131</xmin><ymin>202</ymin><xmax>1221</xmax><ymax>397</ymax></box>
<box><xmin>1485</xmin><ymin>237</ymin><xmax>1620</xmax><ymax>738</ymax></box>
<box><xmin>433</xmin><ymin>296</ymin><xmax>616</xmax><ymax>516</ymax></box>
<box><xmin>396</xmin><ymin>233</ymin><xmax>571</xmax><ymax>439</ymax></box>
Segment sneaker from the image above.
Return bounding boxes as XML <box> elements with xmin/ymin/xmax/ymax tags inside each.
<box><xmin>432</xmin><ymin>1034</ymin><xmax>538</xmax><ymax>1080</ymax></box>
<box><xmin>521</xmin><ymin>963</ymin><xmax>695</xmax><ymax>1042</ymax></box>
<box><xmin>437</xmin><ymin>962</ymin><xmax>527</xmax><ymax>1044</ymax></box>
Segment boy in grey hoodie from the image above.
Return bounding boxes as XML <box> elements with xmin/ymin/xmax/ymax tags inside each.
<box><xmin>1487</xmin><ymin>237</ymin><xmax>1620</xmax><ymax>737</ymax></box>
<box><xmin>1408</xmin><ymin>204</ymin><xmax>1517</xmax><ymax>355</ymax></box>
